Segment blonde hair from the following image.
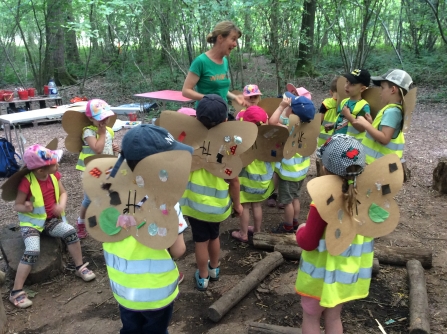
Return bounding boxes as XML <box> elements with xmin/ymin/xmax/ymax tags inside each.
<box><xmin>341</xmin><ymin>165</ymin><xmax>363</xmax><ymax>216</ymax></box>
<box><xmin>206</xmin><ymin>21</ymin><xmax>242</xmax><ymax>44</ymax></box>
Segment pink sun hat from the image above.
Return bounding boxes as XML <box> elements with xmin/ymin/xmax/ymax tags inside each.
<box><xmin>178</xmin><ymin>107</ymin><xmax>196</xmax><ymax>116</ymax></box>
<box><xmin>23</xmin><ymin>144</ymin><xmax>63</xmax><ymax>170</ymax></box>
<box><xmin>243</xmin><ymin>84</ymin><xmax>263</xmax><ymax>97</ymax></box>
<box><xmin>286</xmin><ymin>83</ymin><xmax>312</xmax><ymax>100</ymax></box>
<box><xmin>86</xmin><ymin>99</ymin><xmax>115</xmax><ymax>121</ymax></box>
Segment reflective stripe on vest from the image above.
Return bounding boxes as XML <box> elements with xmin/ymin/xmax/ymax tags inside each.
<box><xmin>362</xmin><ymin>104</ymin><xmax>405</xmax><ymax>164</ymax></box>
<box><xmin>180</xmin><ymin>169</ymin><xmax>232</xmax><ymax>222</ymax></box>
<box><xmin>76</xmin><ymin>125</ymin><xmax>114</xmax><ymax>171</ymax></box>
<box><xmin>239</xmin><ymin>160</ymin><xmax>274</xmax><ymax>203</ymax></box>
<box><xmin>103</xmin><ymin>237</ymin><xmax>178</xmax><ymax>310</ymax></box>
<box><xmin>19</xmin><ymin>173</ymin><xmax>63</xmax><ymax>232</ymax></box>
<box><xmin>275</xmin><ymin>154</ymin><xmax>310</xmax><ymax>182</ymax></box>
<box><xmin>318</xmin><ymin>98</ymin><xmax>338</xmax><ymax>147</ymax></box>
<box><xmin>300</xmin><ymin>260</ymin><xmax>372</xmax><ymax>284</ymax></box>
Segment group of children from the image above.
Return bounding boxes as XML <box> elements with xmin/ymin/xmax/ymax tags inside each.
<box><xmin>6</xmin><ymin>67</ymin><xmax>413</xmax><ymax>334</ymax></box>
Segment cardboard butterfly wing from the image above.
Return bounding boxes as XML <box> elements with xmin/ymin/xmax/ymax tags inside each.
<box><xmin>62</xmin><ymin>108</ymin><xmax>117</xmax><ymax>153</ymax></box>
<box><xmin>307</xmin><ymin>154</ymin><xmax>403</xmax><ymax>256</ymax></box>
<box><xmin>282</xmin><ymin>114</ymin><xmax>319</xmax><ymax>159</ymax></box>
<box><xmin>258</xmin><ymin>98</ymin><xmax>282</xmax><ymax>118</ymax></box>
<box><xmin>240</xmin><ymin>125</ymin><xmax>289</xmax><ymax>167</ymax></box>
<box><xmin>401</xmin><ymin>88</ymin><xmax>417</xmax><ymax>134</ymax></box>
<box><xmin>82</xmin><ymin>151</ymin><xmax>192</xmax><ymax>250</ymax></box>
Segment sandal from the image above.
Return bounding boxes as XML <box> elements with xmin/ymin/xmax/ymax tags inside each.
<box><xmin>75</xmin><ymin>262</ymin><xmax>96</xmax><ymax>282</ymax></box>
<box><xmin>9</xmin><ymin>290</ymin><xmax>33</xmax><ymax>309</ymax></box>
<box><xmin>231</xmin><ymin>230</ymin><xmax>248</xmax><ymax>243</ymax></box>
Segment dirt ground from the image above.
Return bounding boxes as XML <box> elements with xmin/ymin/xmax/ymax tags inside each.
<box><xmin>1</xmin><ymin>57</ymin><xmax>447</xmax><ymax>333</ymax></box>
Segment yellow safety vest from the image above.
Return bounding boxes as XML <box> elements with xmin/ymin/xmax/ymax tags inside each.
<box><xmin>18</xmin><ymin>173</ymin><xmax>65</xmax><ymax>232</ymax></box>
<box><xmin>275</xmin><ymin>153</ymin><xmax>310</xmax><ymax>182</ymax></box>
<box><xmin>180</xmin><ymin>169</ymin><xmax>232</xmax><ymax>223</ymax></box>
<box><xmin>76</xmin><ymin>125</ymin><xmax>114</xmax><ymax>171</ymax></box>
<box><xmin>362</xmin><ymin>104</ymin><xmax>405</xmax><ymax>164</ymax></box>
<box><xmin>103</xmin><ymin>236</ymin><xmax>179</xmax><ymax>311</ymax></box>
<box><xmin>335</xmin><ymin>98</ymin><xmax>368</xmax><ymax>141</ymax></box>
<box><xmin>295</xmin><ymin>204</ymin><xmax>374</xmax><ymax>307</ymax></box>
<box><xmin>239</xmin><ymin>159</ymin><xmax>275</xmax><ymax>204</ymax></box>
<box><xmin>318</xmin><ymin>98</ymin><xmax>338</xmax><ymax>147</ymax></box>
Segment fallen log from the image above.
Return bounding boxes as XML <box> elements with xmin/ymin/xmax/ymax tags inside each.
<box><xmin>372</xmin><ymin>258</ymin><xmax>380</xmax><ymax>277</ymax></box>
<box><xmin>253</xmin><ymin>233</ymin><xmax>297</xmax><ymax>251</ymax></box>
<box><xmin>248</xmin><ymin>322</ymin><xmax>304</xmax><ymax>334</ymax></box>
<box><xmin>407</xmin><ymin>260</ymin><xmax>430</xmax><ymax>334</ymax></box>
<box><xmin>208</xmin><ymin>251</ymin><xmax>284</xmax><ymax>323</ymax></box>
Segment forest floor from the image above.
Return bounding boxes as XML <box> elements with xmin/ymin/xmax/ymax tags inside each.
<box><xmin>1</xmin><ymin>56</ymin><xmax>447</xmax><ymax>333</ymax></box>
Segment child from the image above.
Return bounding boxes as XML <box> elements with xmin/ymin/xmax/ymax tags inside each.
<box><xmin>231</xmin><ymin>106</ymin><xmax>274</xmax><ymax>242</ymax></box>
<box><xmin>295</xmin><ymin>134</ymin><xmax>373</xmax><ymax>334</ymax></box>
<box><xmin>180</xmin><ymin>94</ymin><xmax>243</xmax><ymax>291</ymax></box>
<box><xmin>354</xmin><ymin>69</ymin><xmax>412</xmax><ymax>163</ymax></box>
<box><xmin>287</xmin><ymin>83</ymin><xmax>312</xmax><ymax>100</ymax></box>
<box><xmin>317</xmin><ymin>76</ymin><xmax>339</xmax><ymax>147</ymax></box>
<box><xmin>325</xmin><ymin>69</ymin><xmax>371</xmax><ymax>142</ymax></box>
<box><xmin>75</xmin><ymin>99</ymin><xmax>119</xmax><ymax>238</ymax></box>
<box><xmin>10</xmin><ymin>145</ymin><xmax>95</xmax><ymax>309</ymax></box>
<box><xmin>235</xmin><ymin>84</ymin><xmax>262</xmax><ymax>120</ymax></box>
<box><xmin>268</xmin><ymin>93</ymin><xmax>314</xmax><ymax>233</ymax></box>
<box><xmin>103</xmin><ymin>124</ymin><xmax>193</xmax><ymax>333</ymax></box>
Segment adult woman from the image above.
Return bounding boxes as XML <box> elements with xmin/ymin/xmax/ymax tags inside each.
<box><xmin>182</xmin><ymin>21</ymin><xmax>247</xmax><ymax>108</ymax></box>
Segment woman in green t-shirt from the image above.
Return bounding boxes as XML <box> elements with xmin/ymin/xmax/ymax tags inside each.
<box><xmin>182</xmin><ymin>21</ymin><xmax>247</xmax><ymax>108</ymax></box>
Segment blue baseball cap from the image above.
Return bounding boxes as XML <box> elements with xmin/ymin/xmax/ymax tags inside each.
<box><xmin>284</xmin><ymin>92</ymin><xmax>315</xmax><ymax>122</ymax></box>
<box><xmin>109</xmin><ymin>124</ymin><xmax>193</xmax><ymax>178</ymax></box>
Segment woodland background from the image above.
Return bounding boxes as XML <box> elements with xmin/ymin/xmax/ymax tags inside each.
<box><xmin>0</xmin><ymin>0</ymin><xmax>446</xmax><ymax>104</ymax></box>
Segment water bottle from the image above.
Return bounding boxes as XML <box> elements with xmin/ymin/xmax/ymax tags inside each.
<box><xmin>48</xmin><ymin>79</ymin><xmax>58</xmax><ymax>98</ymax></box>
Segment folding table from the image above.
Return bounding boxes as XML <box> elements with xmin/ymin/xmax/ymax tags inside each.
<box><xmin>134</xmin><ymin>90</ymin><xmax>194</xmax><ymax>112</ymax></box>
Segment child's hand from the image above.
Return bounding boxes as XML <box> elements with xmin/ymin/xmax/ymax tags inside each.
<box><xmin>364</xmin><ymin>113</ymin><xmax>373</xmax><ymax>124</ymax></box>
<box><xmin>23</xmin><ymin>201</ymin><xmax>34</xmax><ymax>212</ymax></box>
<box><xmin>324</xmin><ymin>123</ymin><xmax>334</xmax><ymax>132</ymax></box>
<box><xmin>97</xmin><ymin>123</ymin><xmax>106</xmax><ymax>135</ymax></box>
<box><xmin>112</xmin><ymin>143</ymin><xmax>120</xmax><ymax>152</ymax></box>
<box><xmin>232</xmin><ymin>203</ymin><xmax>243</xmax><ymax>217</ymax></box>
<box><xmin>353</xmin><ymin>116</ymin><xmax>369</xmax><ymax>129</ymax></box>
<box><xmin>341</xmin><ymin>105</ymin><xmax>351</xmax><ymax>118</ymax></box>
<box><xmin>52</xmin><ymin>203</ymin><xmax>65</xmax><ymax>216</ymax></box>
<box><xmin>279</xmin><ymin>96</ymin><xmax>291</xmax><ymax>109</ymax></box>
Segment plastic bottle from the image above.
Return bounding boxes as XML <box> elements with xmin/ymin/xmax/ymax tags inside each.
<box><xmin>48</xmin><ymin>79</ymin><xmax>58</xmax><ymax>98</ymax></box>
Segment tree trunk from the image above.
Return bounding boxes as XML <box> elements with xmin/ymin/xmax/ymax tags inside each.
<box><xmin>65</xmin><ymin>0</ymin><xmax>82</xmax><ymax>65</ymax></box>
<box><xmin>89</xmin><ymin>3</ymin><xmax>99</xmax><ymax>52</ymax></box>
<box><xmin>295</xmin><ymin>0</ymin><xmax>317</xmax><ymax>77</ymax></box>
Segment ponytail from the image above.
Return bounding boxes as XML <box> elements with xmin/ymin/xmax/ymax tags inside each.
<box><xmin>341</xmin><ymin>165</ymin><xmax>362</xmax><ymax>216</ymax></box>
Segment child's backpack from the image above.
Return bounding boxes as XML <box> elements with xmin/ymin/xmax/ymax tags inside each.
<box><xmin>0</xmin><ymin>137</ymin><xmax>20</xmax><ymax>178</ymax></box>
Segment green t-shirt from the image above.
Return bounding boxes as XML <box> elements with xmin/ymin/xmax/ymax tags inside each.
<box><xmin>189</xmin><ymin>53</ymin><xmax>231</xmax><ymax>104</ymax></box>
<box><xmin>379</xmin><ymin>106</ymin><xmax>402</xmax><ymax>139</ymax></box>
<box><xmin>334</xmin><ymin>99</ymin><xmax>370</xmax><ymax>134</ymax></box>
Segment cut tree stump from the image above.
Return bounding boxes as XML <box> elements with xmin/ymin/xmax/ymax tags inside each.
<box><xmin>208</xmin><ymin>251</ymin><xmax>284</xmax><ymax>322</ymax></box>
<box><xmin>401</xmin><ymin>159</ymin><xmax>411</xmax><ymax>182</ymax></box>
<box><xmin>0</xmin><ymin>271</ymin><xmax>7</xmax><ymax>334</ymax></box>
<box><xmin>375</xmin><ymin>246</ymin><xmax>432</xmax><ymax>269</ymax></box>
<box><xmin>407</xmin><ymin>260</ymin><xmax>430</xmax><ymax>334</ymax></box>
<box><xmin>433</xmin><ymin>157</ymin><xmax>447</xmax><ymax>194</ymax></box>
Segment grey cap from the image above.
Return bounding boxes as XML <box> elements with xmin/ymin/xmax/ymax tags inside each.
<box><xmin>316</xmin><ymin>134</ymin><xmax>365</xmax><ymax>177</ymax></box>
<box><xmin>371</xmin><ymin>69</ymin><xmax>413</xmax><ymax>93</ymax></box>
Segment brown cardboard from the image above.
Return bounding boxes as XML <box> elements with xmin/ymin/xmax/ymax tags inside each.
<box><xmin>282</xmin><ymin>114</ymin><xmax>319</xmax><ymax>159</ymax></box>
<box><xmin>83</xmin><ymin>151</ymin><xmax>192</xmax><ymax>250</ymax></box>
<box><xmin>307</xmin><ymin>154</ymin><xmax>403</xmax><ymax>256</ymax></box>
<box><xmin>62</xmin><ymin>108</ymin><xmax>117</xmax><ymax>153</ymax></box>
<box><xmin>258</xmin><ymin>98</ymin><xmax>283</xmax><ymax>117</ymax></box>
<box><xmin>402</xmin><ymin>88</ymin><xmax>417</xmax><ymax>134</ymax></box>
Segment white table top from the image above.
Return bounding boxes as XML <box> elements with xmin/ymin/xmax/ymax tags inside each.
<box><xmin>0</xmin><ymin>106</ymin><xmax>71</xmax><ymax>124</ymax></box>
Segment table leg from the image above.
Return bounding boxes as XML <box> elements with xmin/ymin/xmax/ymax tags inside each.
<box><xmin>39</xmin><ymin>100</ymin><xmax>46</xmax><ymax>109</ymax></box>
<box><xmin>25</xmin><ymin>102</ymin><xmax>31</xmax><ymax>110</ymax></box>
<box><xmin>13</xmin><ymin>125</ymin><xmax>25</xmax><ymax>157</ymax></box>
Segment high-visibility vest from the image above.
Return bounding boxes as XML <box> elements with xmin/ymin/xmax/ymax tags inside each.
<box><xmin>76</xmin><ymin>125</ymin><xmax>114</xmax><ymax>171</ymax></box>
<box><xmin>318</xmin><ymin>98</ymin><xmax>338</xmax><ymax>147</ymax></box>
<box><xmin>335</xmin><ymin>98</ymin><xmax>369</xmax><ymax>141</ymax></box>
<box><xmin>18</xmin><ymin>173</ymin><xmax>66</xmax><ymax>232</ymax></box>
<box><xmin>103</xmin><ymin>236</ymin><xmax>179</xmax><ymax>311</ymax></box>
<box><xmin>180</xmin><ymin>169</ymin><xmax>232</xmax><ymax>223</ymax></box>
<box><xmin>239</xmin><ymin>159</ymin><xmax>274</xmax><ymax>204</ymax></box>
<box><xmin>275</xmin><ymin>153</ymin><xmax>310</xmax><ymax>182</ymax></box>
<box><xmin>362</xmin><ymin>104</ymin><xmax>405</xmax><ymax>164</ymax></box>
<box><xmin>295</xmin><ymin>204</ymin><xmax>374</xmax><ymax>307</ymax></box>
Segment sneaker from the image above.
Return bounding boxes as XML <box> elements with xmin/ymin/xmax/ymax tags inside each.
<box><xmin>194</xmin><ymin>270</ymin><xmax>209</xmax><ymax>291</ymax></box>
<box><xmin>271</xmin><ymin>222</ymin><xmax>294</xmax><ymax>234</ymax></box>
<box><xmin>75</xmin><ymin>262</ymin><xmax>96</xmax><ymax>282</ymax></box>
<box><xmin>178</xmin><ymin>272</ymin><xmax>185</xmax><ymax>285</ymax></box>
<box><xmin>9</xmin><ymin>291</ymin><xmax>33</xmax><ymax>309</ymax></box>
<box><xmin>208</xmin><ymin>261</ymin><xmax>220</xmax><ymax>281</ymax></box>
<box><xmin>76</xmin><ymin>222</ymin><xmax>88</xmax><ymax>239</ymax></box>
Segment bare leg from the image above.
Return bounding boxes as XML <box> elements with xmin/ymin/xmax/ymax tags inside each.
<box><xmin>208</xmin><ymin>237</ymin><xmax>220</xmax><ymax>269</ymax></box>
<box><xmin>67</xmin><ymin>241</ymin><xmax>83</xmax><ymax>267</ymax></box>
<box><xmin>238</xmin><ymin>203</ymin><xmax>251</xmax><ymax>239</ymax></box>
<box><xmin>195</xmin><ymin>241</ymin><xmax>210</xmax><ymax>278</ymax></box>
<box><xmin>169</xmin><ymin>234</ymin><xmax>186</xmax><ymax>260</ymax></box>
<box><xmin>293</xmin><ymin>198</ymin><xmax>301</xmax><ymax>221</ymax></box>
<box><xmin>79</xmin><ymin>205</ymin><xmax>87</xmax><ymax>220</ymax></box>
<box><xmin>252</xmin><ymin>202</ymin><xmax>263</xmax><ymax>232</ymax></box>
<box><xmin>323</xmin><ymin>304</ymin><xmax>343</xmax><ymax>334</ymax></box>
<box><xmin>283</xmin><ymin>202</ymin><xmax>294</xmax><ymax>225</ymax></box>
<box><xmin>12</xmin><ymin>263</ymin><xmax>32</xmax><ymax>290</ymax></box>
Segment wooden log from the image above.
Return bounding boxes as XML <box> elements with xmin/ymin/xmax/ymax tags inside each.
<box><xmin>208</xmin><ymin>251</ymin><xmax>284</xmax><ymax>322</ymax></box>
<box><xmin>375</xmin><ymin>246</ymin><xmax>432</xmax><ymax>269</ymax></box>
<box><xmin>0</xmin><ymin>270</ymin><xmax>5</xmax><ymax>285</ymax></box>
<box><xmin>372</xmin><ymin>258</ymin><xmax>380</xmax><ymax>277</ymax></box>
<box><xmin>248</xmin><ymin>322</ymin><xmax>303</xmax><ymax>334</ymax></box>
<box><xmin>407</xmin><ymin>260</ymin><xmax>430</xmax><ymax>334</ymax></box>
<box><xmin>401</xmin><ymin>159</ymin><xmax>411</xmax><ymax>182</ymax></box>
<box><xmin>274</xmin><ymin>244</ymin><xmax>302</xmax><ymax>260</ymax></box>
<box><xmin>253</xmin><ymin>233</ymin><xmax>297</xmax><ymax>251</ymax></box>
<box><xmin>433</xmin><ymin>157</ymin><xmax>447</xmax><ymax>193</ymax></box>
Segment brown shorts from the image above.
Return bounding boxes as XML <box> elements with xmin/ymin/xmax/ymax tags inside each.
<box><xmin>278</xmin><ymin>178</ymin><xmax>304</xmax><ymax>205</ymax></box>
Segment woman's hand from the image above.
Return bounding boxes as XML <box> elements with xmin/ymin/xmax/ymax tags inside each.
<box><xmin>233</xmin><ymin>95</ymin><xmax>249</xmax><ymax>108</ymax></box>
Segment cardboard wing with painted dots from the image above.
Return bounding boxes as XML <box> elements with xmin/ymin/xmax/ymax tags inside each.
<box><xmin>306</xmin><ymin>154</ymin><xmax>404</xmax><ymax>256</ymax></box>
<box><xmin>82</xmin><ymin>151</ymin><xmax>192</xmax><ymax>250</ymax></box>
<box><xmin>282</xmin><ymin>114</ymin><xmax>320</xmax><ymax>159</ymax></box>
